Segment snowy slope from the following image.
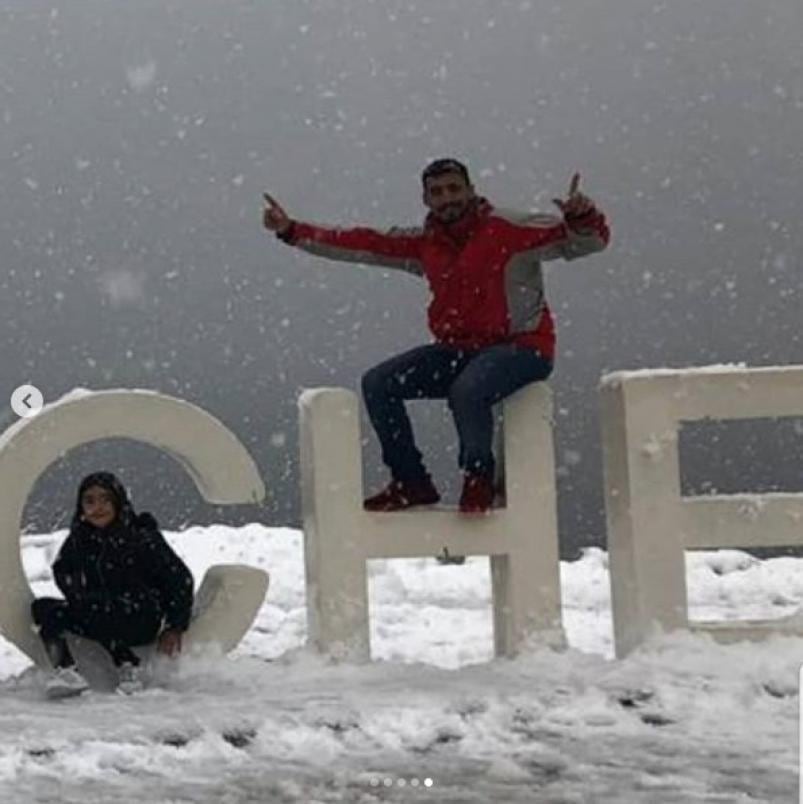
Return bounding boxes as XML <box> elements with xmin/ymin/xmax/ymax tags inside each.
<box><xmin>1</xmin><ymin>525</ymin><xmax>800</xmax><ymax>803</ymax></box>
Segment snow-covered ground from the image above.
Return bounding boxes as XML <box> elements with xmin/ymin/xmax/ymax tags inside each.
<box><xmin>1</xmin><ymin>524</ymin><xmax>801</xmax><ymax>803</ymax></box>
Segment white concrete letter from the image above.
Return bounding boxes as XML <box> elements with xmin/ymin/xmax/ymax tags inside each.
<box><xmin>0</xmin><ymin>389</ymin><xmax>268</xmax><ymax>666</ymax></box>
<box><xmin>299</xmin><ymin>384</ymin><xmax>565</xmax><ymax>662</ymax></box>
<box><xmin>601</xmin><ymin>365</ymin><xmax>803</xmax><ymax>657</ymax></box>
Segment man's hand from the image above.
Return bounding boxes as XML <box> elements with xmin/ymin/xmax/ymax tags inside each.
<box><xmin>157</xmin><ymin>628</ymin><xmax>183</xmax><ymax>658</ymax></box>
<box><xmin>552</xmin><ymin>173</ymin><xmax>596</xmax><ymax>221</ymax></box>
<box><xmin>263</xmin><ymin>192</ymin><xmax>292</xmax><ymax>235</ymax></box>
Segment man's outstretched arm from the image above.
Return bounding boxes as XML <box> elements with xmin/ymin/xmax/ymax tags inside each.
<box><xmin>263</xmin><ymin>193</ymin><xmax>424</xmax><ymax>276</ymax></box>
<box><xmin>493</xmin><ymin>173</ymin><xmax>610</xmax><ymax>261</ymax></box>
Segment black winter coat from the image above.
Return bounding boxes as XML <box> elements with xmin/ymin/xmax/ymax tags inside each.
<box><xmin>53</xmin><ymin>512</ymin><xmax>194</xmax><ymax>632</ymax></box>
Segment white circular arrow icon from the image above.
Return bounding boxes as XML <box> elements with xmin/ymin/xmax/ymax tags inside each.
<box><xmin>10</xmin><ymin>385</ymin><xmax>44</xmax><ymax>419</ymax></box>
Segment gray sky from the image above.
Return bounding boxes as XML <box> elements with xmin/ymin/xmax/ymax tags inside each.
<box><xmin>1</xmin><ymin>1</ymin><xmax>801</xmax><ymax>552</ymax></box>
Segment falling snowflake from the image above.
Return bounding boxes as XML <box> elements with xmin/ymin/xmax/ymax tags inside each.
<box><xmin>126</xmin><ymin>60</ymin><xmax>157</xmax><ymax>93</ymax></box>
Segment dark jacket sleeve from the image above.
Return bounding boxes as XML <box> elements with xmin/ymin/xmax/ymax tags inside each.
<box><xmin>52</xmin><ymin>535</ymin><xmax>88</xmax><ymax>604</ymax></box>
<box><xmin>138</xmin><ymin>515</ymin><xmax>195</xmax><ymax>632</ymax></box>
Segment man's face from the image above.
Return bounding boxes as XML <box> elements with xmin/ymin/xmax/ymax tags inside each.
<box><xmin>423</xmin><ymin>171</ymin><xmax>475</xmax><ymax>224</ymax></box>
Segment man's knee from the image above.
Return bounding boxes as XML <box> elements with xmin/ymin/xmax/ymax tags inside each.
<box><xmin>361</xmin><ymin>363</ymin><xmax>395</xmax><ymax>401</ymax></box>
<box><xmin>447</xmin><ymin>376</ymin><xmax>483</xmax><ymax>413</ymax></box>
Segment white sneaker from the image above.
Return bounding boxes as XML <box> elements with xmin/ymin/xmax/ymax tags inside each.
<box><xmin>116</xmin><ymin>662</ymin><xmax>144</xmax><ymax>695</ymax></box>
<box><xmin>45</xmin><ymin>666</ymin><xmax>89</xmax><ymax>700</ymax></box>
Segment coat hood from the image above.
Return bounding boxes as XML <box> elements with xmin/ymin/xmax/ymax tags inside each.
<box><xmin>72</xmin><ymin>471</ymin><xmax>137</xmax><ymax>529</ymax></box>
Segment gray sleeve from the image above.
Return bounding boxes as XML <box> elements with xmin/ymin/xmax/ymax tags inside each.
<box><xmin>284</xmin><ymin>223</ymin><xmax>425</xmax><ymax>276</ymax></box>
<box><xmin>495</xmin><ymin>209</ymin><xmax>608</xmax><ymax>262</ymax></box>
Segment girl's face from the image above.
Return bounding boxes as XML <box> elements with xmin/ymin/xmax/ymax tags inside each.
<box><xmin>80</xmin><ymin>485</ymin><xmax>118</xmax><ymax>529</ymax></box>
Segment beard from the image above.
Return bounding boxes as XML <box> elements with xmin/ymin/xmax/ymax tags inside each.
<box><xmin>436</xmin><ymin>201</ymin><xmax>469</xmax><ymax>223</ymax></box>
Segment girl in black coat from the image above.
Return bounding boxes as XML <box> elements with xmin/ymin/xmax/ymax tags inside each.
<box><xmin>32</xmin><ymin>471</ymin><xmax>194</xmax><ymax>697</ymax></box>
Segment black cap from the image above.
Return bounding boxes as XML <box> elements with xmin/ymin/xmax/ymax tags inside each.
<box><xmin>421</xmin><ymin>158</ymin><xmax>471</xmax><ymax>187</ymax></box>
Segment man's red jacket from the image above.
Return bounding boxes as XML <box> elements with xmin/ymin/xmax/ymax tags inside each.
<box><xmin>279</xmin><ymin>198</ymin><xmax>609</xmax><ymax>361</ymax></box>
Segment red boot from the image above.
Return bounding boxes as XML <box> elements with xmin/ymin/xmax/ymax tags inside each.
<box><xmin>364</xmin><ymin>476</ymin><xmax>440</xmax><ymax>512</ymax></box>
<box><xmin>458</xmin><ymin>473</ymin><xmax>496</xmax><ymax>514</ymax></box>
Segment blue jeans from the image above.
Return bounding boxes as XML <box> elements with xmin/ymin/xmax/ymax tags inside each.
<box><xmin>361</xmin><ymin>343</ymin><xmax>553</xmax><ymax>482</ymax></box>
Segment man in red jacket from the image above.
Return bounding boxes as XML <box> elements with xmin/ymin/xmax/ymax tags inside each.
<box><xmin>263</xmin><ymin>158</ymin><xmax>609</xmax><ymax>513</ymax></box>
